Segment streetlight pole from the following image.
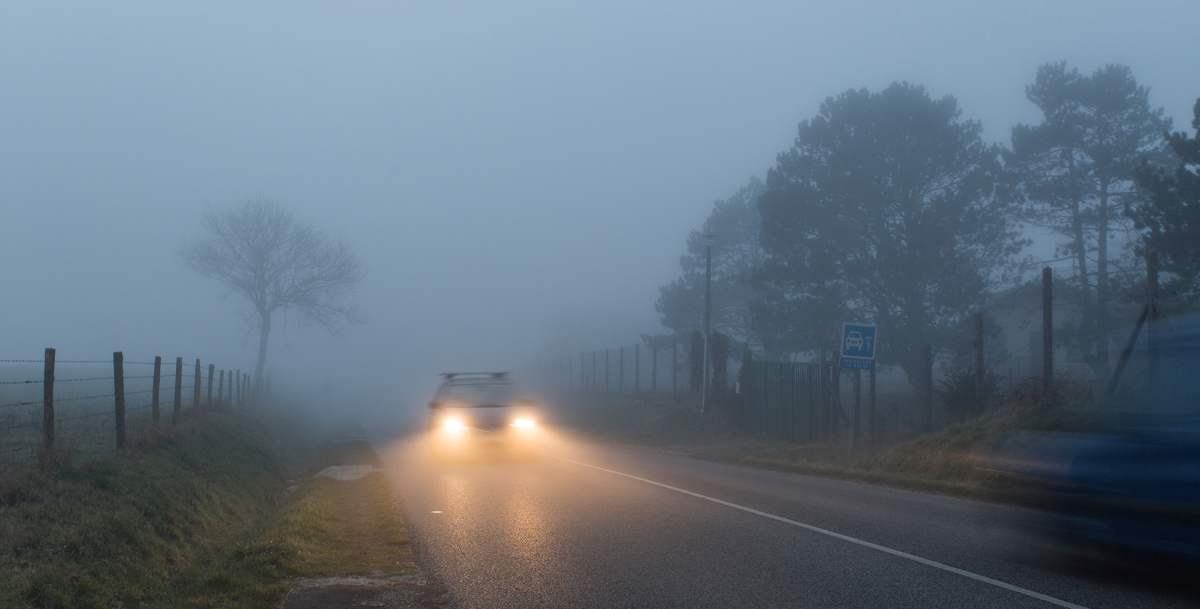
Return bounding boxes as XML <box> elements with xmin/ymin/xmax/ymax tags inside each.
<box><xmin>702</xmin><ymin>234</ymin><xmax>714</xmax><ymax>414</ymax></box>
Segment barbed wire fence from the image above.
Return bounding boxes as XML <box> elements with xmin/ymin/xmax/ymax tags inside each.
<box><xmin>0</xmin><ymin>350</ymin><xmax>255</xmax><ymax>471</ymax></box>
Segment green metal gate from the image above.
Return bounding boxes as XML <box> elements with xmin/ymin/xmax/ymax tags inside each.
<box><xmin>742</xmin><ymin>361</ymin><xmax>830</xmax><ymax>443</ymax></box>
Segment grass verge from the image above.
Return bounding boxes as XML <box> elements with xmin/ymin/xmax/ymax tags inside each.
<box><xmin>0</xmin><ymin>410</ymin><xmax>418</xmax><ymax>609</ymax></box>
<box><xmin>0</xmin><ymin>410</ymin><xmax>303</xmax><ymax>609</ymax></box>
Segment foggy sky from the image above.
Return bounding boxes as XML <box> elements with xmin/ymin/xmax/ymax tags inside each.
<box><xmin>3</xmin><ymin>1</ymin><xmax>1199</xmax><ymax>412</ymax></box>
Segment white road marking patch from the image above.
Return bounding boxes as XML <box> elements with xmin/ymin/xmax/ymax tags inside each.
<box><xmin>546</xmin><ymin>454</ymin><xmax>1089</xmax><ymax>609</ymax></box>
<box><xmin>314</xmin><ymin>465</ymin><xmax>380</xmax><ymax>481</ymax></box>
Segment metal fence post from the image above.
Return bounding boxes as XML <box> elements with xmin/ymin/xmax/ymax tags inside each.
<box><xmin>1147</xmin><ymin>250</ymin><xmax>1159</xmax><ymax>396</ymax></box>
<box><xmin>923</xmin><ymin>344</ymin><xmax>933</xmax><ymax>433</ymax></box>
<box><xmin>651</xmin><ymin>338</ymin><xmax>658</xmax><ymax>393</ymax></box>
<box><xmin>672</xmin><ymin>335</ymin><xmax>678</xmax><ymax>397</ymax></box>
<box><xmin>1042</xmin><ymin>267</ymin><xmax>1053</xmax><ymax>404</ymax></box>
<box><xmin>975</xmin><ymin>311</ymin><xmax>984</xmax><ymax>408</ymax></box>
<box><xmin>635</xmin><ymin>343</ymin><xmax>640</xmax><ymax>392</ymax></box>
<box><xmin>819</xmin><ymin>344</ymin><xmax>828</xmax><ymax>439</ymax></box>
<box><xmin>868</xmin><ymin>367</ymin><xmax>876</xmax><ymax>452</ymax></box>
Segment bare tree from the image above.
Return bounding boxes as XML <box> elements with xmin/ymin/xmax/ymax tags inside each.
<box><xmin>182</xmin><ymin>199</ymin><xmax>365</xmax><ymax>390</ymax></box>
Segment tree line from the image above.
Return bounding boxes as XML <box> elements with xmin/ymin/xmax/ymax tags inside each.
<box><xmin>657</xmin><ymin>62</ymin><xmax>1200</xmax><ymax>390</ymax></box>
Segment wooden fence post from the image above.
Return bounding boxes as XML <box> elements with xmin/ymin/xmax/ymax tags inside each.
<box><xmin>193</xmin><ymin>359</ymin><xmax>201</xmax><ymax>408</ymax></box>
<box><xmin>151</xmin><ymin>356</ymin><xmax>162</xmax><ymax>426</ymax></box>
<box><xmin>43</xmin><ymin>348</ymin><xmax>55</xmax><ymax>453</ymax></box>
<box><xmin>173</xmin><ymin>357</ymin><xmax>183</xmax><ymax>423</ymax></box>
<box><xmin>217</xmin><ymin>369</ymin><xmax>224</xmax><ymax>406</ymax></box>
<box><xmin>236</xmin><ymin>370</ymin><xmax>242</xmax><ymax>408</ymax></box>
<box><xmin>207</xmin><ymin>364</ymin><xmax>215</xmax><ymax>408</ymax></box>
<box><xmin>228</xmin><ymin>371</ymin><xmax>234</xmax><ymax>409</ymax></box>
<box><xmin>114</xmin><ymin>352</ymin><xmax>125</xmax><ymax>449</ymax></box>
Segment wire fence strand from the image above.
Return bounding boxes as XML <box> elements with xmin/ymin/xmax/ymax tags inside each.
<box><xmin>55</xmin><ymin>393</ymin><xmax>117</xmax><ymax>403</ymax></box>
<box><xmin>0</xmin><ymin>400</ymin><xmax>40</xmax><ymax>409</ymax></box>
<box><xmin>2</xmin><ymin>353</ymin><xmax>249</xmax><ymax>472</ymax></box>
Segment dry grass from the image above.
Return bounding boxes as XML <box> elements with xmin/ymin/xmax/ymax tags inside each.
<box><xmin>706</xmin><ymin>377</ymin><xmax>1109</xmax><ymax>502</ymax></box>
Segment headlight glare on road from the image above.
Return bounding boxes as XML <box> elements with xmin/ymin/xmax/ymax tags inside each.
<box><xmin>512</xmin><ymin>418</ymin><xmax>536</xmax><ymax>429</ymax></box>
<box><xmin>443</xmin><ymin>418</ymin><xmax>467</xmax><ymax>432</ymax></box>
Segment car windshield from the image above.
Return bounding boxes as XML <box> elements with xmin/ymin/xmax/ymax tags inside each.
<box><xmin>440</xmin><ymin>382</ymin><xmax>514</xmax><ymax>406</ymax></box>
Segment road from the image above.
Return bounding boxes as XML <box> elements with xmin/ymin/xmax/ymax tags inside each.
<box><xmin>377</xmin><ymin>430</ymin><xmax>1198</xmax><ymax>609</ymax></box>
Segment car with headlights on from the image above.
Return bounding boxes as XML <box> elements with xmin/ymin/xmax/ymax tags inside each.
<box><xmin>428</xmin><ymin>372</ymin><xmax>540</xmax><ymax>460</ymax></box>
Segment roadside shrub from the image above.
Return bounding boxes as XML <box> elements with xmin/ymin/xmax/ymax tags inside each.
<box><xmin>935</xmin><ymin>369</ymin><xmax>1001</xmax><ymax>420</ymax></box>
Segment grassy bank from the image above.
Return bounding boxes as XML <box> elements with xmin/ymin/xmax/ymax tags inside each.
<box><xmin>0</xmin><ymin>410</ymin><xmax>418</xmax><ymax>609</ymax></box>
<box><xmin>554</xmin><ymin>382</ymin><xmax>1106</xmax><ymax>503</ymax></box>
<box><xmin>707</xmin><ymin>380</ymin><xmax>1113</xmax><ymax>502</ymax></box>
<box><xmin>1</xmin><ymin>410</ymin><xmax>304</xmax><ymax>608</ymax></box>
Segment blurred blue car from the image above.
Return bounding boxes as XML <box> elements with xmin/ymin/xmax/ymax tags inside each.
<box><xmin>1007</xmin><ymin>426</ymin><xmax>1200</xmax><ymax>561</ymax></box>
<box><xmin>994</xmin><ymin>314</ymin><xmax>1200</xmax><ymax>562</ymax></box>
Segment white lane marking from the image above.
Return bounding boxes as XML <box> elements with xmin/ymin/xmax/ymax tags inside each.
<box><xmin>546</xmin><ymin>454</ymin><xmax>1089</xmax><ymax>609</ymax></box>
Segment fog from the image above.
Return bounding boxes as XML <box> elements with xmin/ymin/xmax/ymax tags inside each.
<box><xmin>3</xmin><ymin>1</ymin><xmax>1199</xmax><ymax>421</ymax></box>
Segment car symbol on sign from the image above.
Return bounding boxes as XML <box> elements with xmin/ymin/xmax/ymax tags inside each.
<box><xmin>846</xmin><ymin>331</ymin><xmax>864</xmax><ymax>351</ymax></box>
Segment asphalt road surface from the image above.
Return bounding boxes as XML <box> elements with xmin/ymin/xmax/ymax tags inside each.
<box><xmin>377</xmin><ymin>430</ymin><xmax>1199</xmax><ymax>609</ymax></box>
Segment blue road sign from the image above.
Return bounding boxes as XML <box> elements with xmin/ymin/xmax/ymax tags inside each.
<box><xmin>840</xmin><ymin>323</ymin><xmax>877</xmax><ymax>369</ymax></box>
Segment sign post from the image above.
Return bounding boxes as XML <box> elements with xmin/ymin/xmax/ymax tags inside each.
<box><xmin>840</xmin><ymin>323</ymin><xmax>875</xmax><ymax>459</ymax></box>
<box><xmin>839</xmin><ymin>323</ymin><xmax>877</xmax><ymax>370</ymax></box>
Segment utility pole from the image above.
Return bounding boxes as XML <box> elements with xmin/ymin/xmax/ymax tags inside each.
<box><xmin>701</xmin><ymin>234</ymin><xmax>714</xmax><ymax>414</ymax></box>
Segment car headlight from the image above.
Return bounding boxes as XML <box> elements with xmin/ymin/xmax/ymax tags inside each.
<box><xmin>512</xmin><ymin>418</ymin><xmax>536</xmax><ymax>429</ymax></box>
<box><xmin>443</xmin><ymin>417</ymin><xmax>467</xmax><ymax>432</ymax></box>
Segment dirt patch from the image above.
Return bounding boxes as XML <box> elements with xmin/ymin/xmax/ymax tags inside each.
<box><xmin>281</xmin><ymin>575</ymin><xmax>454</xmax><ymax>609</ymax></box>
